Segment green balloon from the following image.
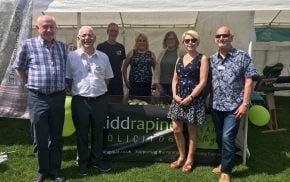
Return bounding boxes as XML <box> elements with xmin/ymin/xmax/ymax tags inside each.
<box><xmin>62</xmin><ymin>96</ymin><xmax>76</xmax><ymax>137</ymax></box>
<box><xmin>248</xmin><ymin>105</ymin><xmax>270</xmax><ymax>126</ymax></box>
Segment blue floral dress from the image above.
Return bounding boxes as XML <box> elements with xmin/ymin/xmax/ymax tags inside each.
<box><xmin>167</xmin><ymin>54</ymin><xmax>206</xmax><ymax>124</ymax></box>
<box><xmin>128</xmin><ymin>50</ymin><xmax>154</xmax><ymax>96</ymax></box>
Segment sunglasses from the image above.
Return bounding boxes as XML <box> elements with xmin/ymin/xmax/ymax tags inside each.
<box><xmin>215</xmin><ymin>34</ymin><xmax>231</xmax><ymax>38</ymax></box>
<box><xmin>184</xmin><ymin>38</ymin><xmax>198</xmax><ymax>44</ymax></box>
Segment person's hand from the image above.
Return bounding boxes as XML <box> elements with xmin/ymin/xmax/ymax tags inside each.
<box><xmin>155</xmin><ymin>84</ymin><xmax>163</xmax><ymax>93</ymax></box>
<box><xmin>180</xmin><ymin>96</ymin><xmax>192</xmax><ymax>106</ymax></box>
<box><xmin>234</xmin><ymin>103</ymin><xmax>248</xmax><ymax>119</ymax></box>
<box><xmin>124</xmin><ymin>79</ymin><xmax>131</xmax><ymax>89</ymax></box>
<box><xmin>65</xmin><ymin>87</ymin><xmax>72</xmax><ymax>96</ymax></box>
<box><xmin>173</xmin><ymin>94</ymin><xmax>183</xmax><ymax>103</ymax></box>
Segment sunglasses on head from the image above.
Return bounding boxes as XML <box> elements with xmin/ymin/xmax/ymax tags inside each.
<box><xmin>184</xmin><ymin>38</ymin><xmax>198</xmax><ymax>44</ymax></box>
<box><xmin>215</xmin><ymin>34</ymin><xmax>231</xmax><ymax>38</ymax></box>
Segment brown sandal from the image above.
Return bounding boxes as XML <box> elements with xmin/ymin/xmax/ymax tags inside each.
<box><xmin>182</xmin><ymin>163</ymin><xmax>193</xmax><ymax>172</ymax></box>
<box><xmin>212</xmin><ymin>164</ymin><xmax>221</xmax><ymax>174</ymax></box>
<box><xmin>170</xmin><ymin>159</ymin><xmax>185</xmax><ymax>169</ymax></box>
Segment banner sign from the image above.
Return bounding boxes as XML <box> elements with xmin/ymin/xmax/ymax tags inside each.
<box><xmin>103</xmin><ymin>97</ymin><xmax>220</xmax><ymax>164</ymax></box>
<box><xmin>256</xmin><ymin>27</ymin><xmax>290</xmax><ymax>42</ymax></box>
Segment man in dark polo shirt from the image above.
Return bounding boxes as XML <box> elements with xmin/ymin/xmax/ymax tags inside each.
<box><xmin>97</xmin><ymin>22</ymin><xmax>126</xmax><ymax>95</ymax></box>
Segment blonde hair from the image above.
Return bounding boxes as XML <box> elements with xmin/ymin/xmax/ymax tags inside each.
<box><xmin>181</xmin><ymin>30</ymin><xmax>200</xmax><ymax>44</ymax></box>
<box><xmin>134</xmin><ymin>33</ymin><xmax>149</xmax><ymax>50</ymax></box>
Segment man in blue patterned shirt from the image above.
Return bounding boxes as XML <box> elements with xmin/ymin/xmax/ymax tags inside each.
<box><xmin>209</xmin><ymin>26</ymin><xmax>257</xmax><ymax>182</ymax></box>
<box><xmin>13</xmin><ymin>15</ymin><xmax>67</xmax><ymax>182</ymax></box>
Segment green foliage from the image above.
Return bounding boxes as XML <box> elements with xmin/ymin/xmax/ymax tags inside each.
<box><xmin>0</xmin><ymin>96</ymin><xmax>290</xmax><ymax>182</ymax></box>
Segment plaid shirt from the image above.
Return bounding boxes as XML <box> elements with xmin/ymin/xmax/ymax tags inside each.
<box><xmin>13</xmin><ymin>36</ymin><xmax>67</xmax><ymax>94</ymax></box>
<box><xmin>209</xmin><ymin>48</ymin><xmax>257</xmax><ymax>111</ymax></box>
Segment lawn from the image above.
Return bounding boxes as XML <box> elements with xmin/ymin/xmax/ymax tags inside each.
<box><xmin>0</xmin><ymin>96</ymin><xmax>290</xmax><ymax>182</ymax></box>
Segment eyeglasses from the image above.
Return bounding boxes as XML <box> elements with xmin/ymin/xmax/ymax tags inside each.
<box><xmin>184</xmin><ymin>38</ymin><xmax>198</xmax><ymax>44</ymax></box>
<box><xmin>215</xmin><ymin>34</ymin><xmax>231</xmax><ymax>38</ymax></box>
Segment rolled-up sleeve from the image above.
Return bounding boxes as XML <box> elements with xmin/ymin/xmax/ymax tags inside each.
<box><xmin>13</xmin><ymin>41</ymin><xmax>28</xmax><ymax>71</ymax></box>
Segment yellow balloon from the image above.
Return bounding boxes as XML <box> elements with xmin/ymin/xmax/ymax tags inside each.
<box><xmin>62</xmin><ymin>96</ymin><xmax>76</xmax><ymax>137</ymax></box>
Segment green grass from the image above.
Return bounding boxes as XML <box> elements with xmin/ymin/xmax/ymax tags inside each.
<box><xmin>0</xmin><ymin>96</ymin><xmax>290</xmax><ymax>182</ymax></box>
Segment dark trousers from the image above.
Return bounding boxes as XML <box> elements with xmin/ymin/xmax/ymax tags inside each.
<box><xmin>107</xmin><ymin>78</ymin><xmax>123</xmax><ymax>95</ymax></box>
<box><xmin>28</xmin><ymin>90</ymin><xmax>65</xmax><ymax>176</ymax></box>
<box><xmin>211</xmin><ymin>109</ymin><xmax>240</xmax><ymax>174</ymax></box>
<box><xmin>129</xmin><ymin>82</ymin><xmax>151</xmax><ymax>96</ymax></box>
<box><xmin>71</xmin><ymin>95</ymin><xmax>108</xmax><ymax>167</ymax></box>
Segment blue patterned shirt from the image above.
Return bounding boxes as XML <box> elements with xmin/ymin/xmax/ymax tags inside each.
<box><xmin>209</xmin><ymin>48</ymin><xmax>257</xmax><ymax>111</ymax></box>
<box><xmin>13</xmin><ymin>36</ymin><xmax>67</xmax><ymax>94</ymax></box>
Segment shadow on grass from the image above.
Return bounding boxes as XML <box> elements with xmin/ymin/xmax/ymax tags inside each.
<box><xmin>0</xmin><ymin>163</ymin><xmax>8</xmax><ymax>173</ymax></box>
<box><xmin>0</xmin><ymin>118</ymin><xmax>32</xmax><ymax>145</ymax></box>
<box><xmin>61</xmin><ymin>158</ymin><xmax>154</xmax><ymax>180</ymax></box>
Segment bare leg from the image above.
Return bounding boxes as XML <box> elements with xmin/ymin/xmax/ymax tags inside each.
<box><xmin>171</xmin><ymin>120</ymin><xmax>185</xmax><ymax>168</ymax></box>
<box><xmin>183</xmin><ymin>124</ymin><xmax>197</xmax><ymax>172</ymax></box>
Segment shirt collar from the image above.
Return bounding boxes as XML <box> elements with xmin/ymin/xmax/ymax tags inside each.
<box><xmin>77</xmin><ymin>48</ymin><xmax>98</xmax><ymax>58</ymax></box>
<box><xmin>37</xmin><ymin>36</ymin><xmax>55</xmax><ymax>47</ymax></box>
<box><xmin>217</xmin><ymin>47</ymin><xmax>235</xmax><ymax>59</ymax></box>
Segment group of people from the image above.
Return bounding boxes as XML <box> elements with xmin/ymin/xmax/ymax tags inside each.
<box><xmin>167</xmin><ymin>27</ymin><xmax>257</xmax><ymax>182</ymax></box>
<box><xmin>13</xmin><ymin>15</ymin><xmax>257</xmax><ymax>182</ymax></box>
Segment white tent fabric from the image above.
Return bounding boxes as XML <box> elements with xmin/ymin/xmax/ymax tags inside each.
<box><xmin>29</xmin><ymin>0</ymin><xmax>290</xmax><ymax>79</ymax></box>
<box><xmin>33</xmin><ymin>0</ymin><xmax>290</xmax><ymax>12</ymax></box>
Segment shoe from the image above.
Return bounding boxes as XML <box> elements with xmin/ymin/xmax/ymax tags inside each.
<box><xmin>47</xmin><ymin>172</ymin><xmax>65</xmax><ymax>182</ymax></box>
<box><xmin>54</xmin><ymin>176</ymin><xmax>66</xmax><ymax>182</ymax></box>
<box><xmin>78</xmin><ymin>165</ymin><xmax>88</xmax><ymax>176</ymax></box>
<box><xmin>212</xmin><ymin>164</ymin><xmax>221</xmax><ymax>174</ymax></box>
<box><xmin>92</xmin><ymin>161</ymin><xmax>111</xmax><ymax>172</ymax></box>
<box><xmin>182</xmin><ymin>162</ymin><xmax>193</xmax><ymax>172</ymax></box>
<box><xmin>170</xmin><ymin>159</ymin><xmax>185</xmax><ymax>169</ymax></box>
<box><xmin>33</xmin><ymin>174</ymin><xmax>45</xmax><ymax>182</ymax></box>
<box><xmin>219</xmin><ymin>173</ymin><xmax>230</xmax><ymax>182</ymax></box>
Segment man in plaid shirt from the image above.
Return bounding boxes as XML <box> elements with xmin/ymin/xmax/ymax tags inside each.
<box><xmin>13</xmin><ymin>15</ymin><xmax>67</xmax><ymax>182</ymax></box>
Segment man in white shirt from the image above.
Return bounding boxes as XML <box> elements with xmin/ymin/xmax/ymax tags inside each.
<box><xmin>66</xmin><ymin>26</ymin><xmax>113</xmax><ymax>176</ymax></box>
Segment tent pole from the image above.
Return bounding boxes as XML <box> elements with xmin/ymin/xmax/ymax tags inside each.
<box><xmin>242</xmin><ymin>113</ymin><xmax>248</xmax><ymax>165</ymax></box>
<box><xmin>77</xmin><ymin>12</ymin><xmax>81</xmax><ymax>49</ymax></box>
<box><xmin>119</xmin><ymin>12</ymin><xmax>125</xmax><ymax>45</ymax></box>
<box><xmin>242</xmin><ymin>41</ymin><xmax>253</xmax><ymax>165</ymax></box>
<box><xmin>268</xmin><ymin>10</ymin><xmax>282</xmax><ymax>26</ymax></box>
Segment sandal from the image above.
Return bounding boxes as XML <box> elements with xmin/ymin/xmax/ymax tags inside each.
<box><xmin>170</xmin><ymin>159</ymin><xmax>185</xmax><ymax>169</ymax></box>
<box><xmin>182</xmin><ymin>162</ymin><xmax>193</xmax><ymax>172</ymax></box>
<box><xmin>212</xmin><ymin>164</ymin><xmax>221</xmax><ymax>174</ymax></box>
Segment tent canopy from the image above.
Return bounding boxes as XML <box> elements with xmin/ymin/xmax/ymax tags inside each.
<box><xmin>33</xmin><ymin>0</ymin><xmax>290</xmax><ymax>12</ymax></box>
<box><xmin>31</xmin><ymin>0</ymin><xmax>290</xmax><ymax>27</ymax></box>
<box><xmin>29</xmin><ymin>0</ymin><xmax>290</xmax><ymax>78</ymax></box>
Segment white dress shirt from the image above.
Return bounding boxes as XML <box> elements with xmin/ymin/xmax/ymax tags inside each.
<box><xmin>66</xmin><ymin>48</ymin><xmax>114</xmax><ymax>97</ymax></box>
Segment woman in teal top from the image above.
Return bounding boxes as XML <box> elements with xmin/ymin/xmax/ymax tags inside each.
<box><xmin>154</xmin><ymin>31</ymin><xmax>184</xmax><ymax>97</ymax></box>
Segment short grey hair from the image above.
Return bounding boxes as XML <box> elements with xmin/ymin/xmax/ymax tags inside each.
<box><xmin>36</xmin><ymin>15</ymin><xmax>56</xmax><ymax>26</ymax></box>
<box><xmin>78</xmin><ymin>26</ymin><xmax>95</xmax><ymax>36</ymax></box>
